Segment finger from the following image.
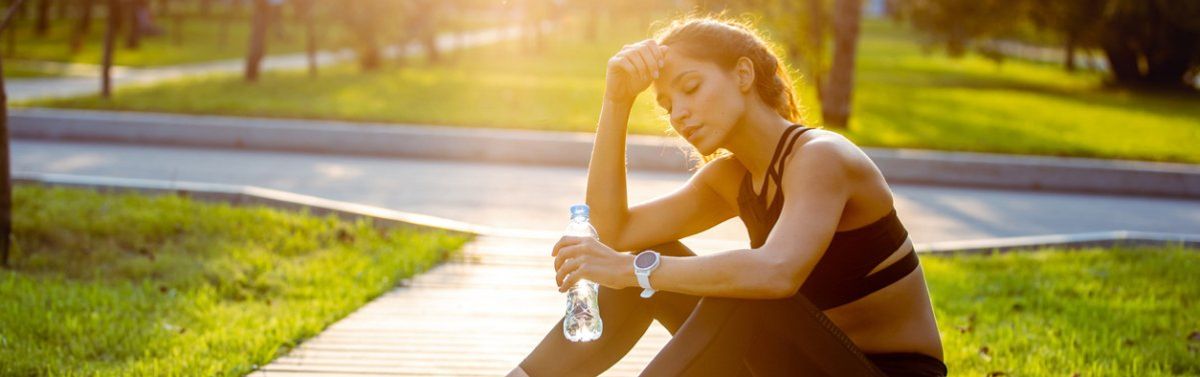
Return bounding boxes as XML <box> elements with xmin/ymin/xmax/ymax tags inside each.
<box><xmin>555</xmin><ymin>256</ymin><xmax>583</xmax><ymax>288</ymax></box>
<box><xmin>551</xmin><ymin>236</ymin><xmax>583</xmax><ymax>257</ymax></box>
<box><xmin>658</xmin><ymin>45</ymin><xmax>669</xmax><ymax>67</ymax></box>
<box><xmin>634</xmin><ymin>47</ymin><xmax>659</xmax><ymax>79</ymax></box>
<box><xmin>623</xmin><ymin>53</ymin><xmax>648</xmax><ymax>82</ymax></box>
<box><xmin>559</xmin><ymin>263</ymin><xmax>588</xmax><ymax>293</ymax></box>
<box><xmin>631</xmin><ymin>48</ymin><xmax>655</xmax><ymax>80</ymax></box>
<box><xmin>554</xmin><ymin>243</ymin><xmax>583</xmax><ymax>271</ymax></box>
<box><xmin>618</xmin><ymin>59</ymin><xmax>639</xmax><ymax>82</ymax></box>
<box><xmin>646</xmin><ymin>40</ymin><xmax>664</xmax><ymax>65</ymax></box>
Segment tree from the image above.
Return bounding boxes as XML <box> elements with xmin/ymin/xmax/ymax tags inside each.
<box><xmin>821</xmin><ymin>0</ymin><xmax>862</xmax><ymax>129</ymax></box>
<box><xmin>293</xmin><ymin>0</ymin><xmax>318</xmax><ymax>77</ymax></box>
<box><xmin>69</xmin><ymin>0</ymin><xmax>94</xmax><ymax>53</ymax></box>
<box><xmin>33</xmin><ymin>0</ymin><xmax>49</xmax><ymax>37</ymax></box>
<box><xmin>101</xmin><ymin>0</ymin><xmax>118</xmax><ymax>97</ymax></box>
<box><xmin>894</xmin><ymin>0</ymin><xmax>1200</xmax><ymax>90</ymax></box>
<box><xmin>1</xmin><ymin>0</ymin><xmax>30</xmax><ymax>268</ymax></box>
<box><xmin>244</xmin><ymin>0</ymin><xmax>270</xmax><ymax>82</ymax></box>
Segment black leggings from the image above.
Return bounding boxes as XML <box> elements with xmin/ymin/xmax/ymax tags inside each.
<box><xmin>519</xmin><ymin>241</ymin><xmax>946</xmax><ymax>377</ymax></box>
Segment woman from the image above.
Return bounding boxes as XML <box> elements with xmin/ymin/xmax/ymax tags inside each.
<box><xmin>509</xmin><ymin>16</ymin><xmax>945</xmax><ymax>377</ymax></box>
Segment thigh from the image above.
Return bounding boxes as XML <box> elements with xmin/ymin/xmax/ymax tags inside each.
<box><xmin>639</xmin><ymin>296</ymin><xmax>886</xmax><ymax>377</ymax></box>
<box><xmin>639</xmin><ymin>297</ymin><xmax>757</xmax><ymax>377</ymax></box>
<box><xmin>743</xmin><ymin>297</ymin><xmax>885</xmax><ymax>377</ymax></box>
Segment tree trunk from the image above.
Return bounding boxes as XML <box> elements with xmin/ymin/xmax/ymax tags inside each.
<box><xmin>1142</xmin><ymin>29</ymin><xmax>1197</xmax><ymax>88</ymax></box>
<box><xmin>33</xmin><ymin>0</ymin><xmax>49</xmax><ymax>36</ymax></box>
<box><xmin>125</xmin><ymin>0</ymin><xmax>144</xmax><ymax>49</ymax></box>
<box><xmin>1</xmin><ymin>0</ymin><xmax>29</xmax><ymax>268</ymax></box>
<box><xmin>244</xmin><ymin>0</ymin><xmax>269</xmax><ymax>82</ymax></box>
<box><xmin>1064</xmin><ymin>34</ymin><xmax>1076</xmax><ymax>72</ymax></box>
<box><xmin>0</xmin><ymin>53</ymin><xmax>9</xmax><ymax>268</ymax></box>
<box><xmin>807</xmin><ymin>0</ymin><xmax>825</xmax><ymax>104</ymax></box>
<box><xmin>101</xmin><ymin>0</ymin><xmax>117</xmax><ymax>97</ymax></box>
<box><xmin>69</xmin><ymin>0</ymin><xmax>93</xmax><ymax>53</ymax></box>
<box><xmin>1102</xmin><ymin>35</ymin><xmax>1143</xmax><ymax>85</ymax></box>
<box><xmin>822</xmin><ymin>0</ymin><xmax>862</xmax><ymax>129</ymax></box>
<box><xmin>296</xmin><ymin>0</ymin><xmax>316</xmax><ymax>77</ymax></box>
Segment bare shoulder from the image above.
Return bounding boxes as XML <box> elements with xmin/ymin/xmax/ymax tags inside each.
<box><xmin>690</xmin><ymin>154</ymin><xmax>745</xmax><ymax>208</ymax></box>
<box><xmin>791</xmin><ymin>129</ymin><xmax>873</xmax><ymax>179</ymax></box>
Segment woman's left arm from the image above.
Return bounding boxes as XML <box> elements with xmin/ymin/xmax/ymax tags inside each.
<box><xmin>554</xmin><ymin>140</ymin><xmax>851</xmax><ymax>300</ymax></box>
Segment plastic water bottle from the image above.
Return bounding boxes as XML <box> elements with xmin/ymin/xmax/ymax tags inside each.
<box><xmin>562</xmin><ymin>204</ymin><xmax>603</xmax><ymax>342</ymax></box>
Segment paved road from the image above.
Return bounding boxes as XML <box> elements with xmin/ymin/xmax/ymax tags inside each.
<box><xmin>14</xmin><ymin>140</ymin><xmax>1200</xmax><ymax>249</ymax></box>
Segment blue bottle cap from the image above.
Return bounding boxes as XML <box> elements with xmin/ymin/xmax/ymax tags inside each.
<box><xmin>570</xmin><ymin>204</ymin><xmax>589</xmax><ymax>218</ymax></box>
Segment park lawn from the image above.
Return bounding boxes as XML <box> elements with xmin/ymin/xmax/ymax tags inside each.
<box><xmin>0</xmin><ymin>185</ymin><xmax>472</xmax><ymax>376</ymax></box>
<box><xmin>925</xmin><ymin>246</ymin><xmax>1199</xmax><ymax>376</ymax></box>
<box><xmin>24</xmin><ymin>18</ymin><xmax>1200</xmax><ymax>163</ymax></box>
<box><xmin>3</xmin><ymin>63</ymin><xmax>62</xmax><ymax>78</ymax></box>
<box><xmin>2</xmin><ymin>13</ymin><xmax>323</xmax><ymax>67</ymax></box>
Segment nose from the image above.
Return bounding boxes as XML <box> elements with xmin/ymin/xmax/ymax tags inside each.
<box><xmin>670</xmin><ymin>105</ymin><xmax>690</xmax><ymax>127</ymax></box>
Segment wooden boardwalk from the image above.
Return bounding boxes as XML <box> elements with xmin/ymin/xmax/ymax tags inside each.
<box><xmin>250</xmin><ymin>235</ymin><xmax>745</xmax><ymax>376</ymax></box>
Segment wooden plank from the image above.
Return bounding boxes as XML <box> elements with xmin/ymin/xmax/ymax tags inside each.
<box><xmin>256</xmin><ymin>235</ymin><xmax>674</xmax><ymax>377</ymax></box>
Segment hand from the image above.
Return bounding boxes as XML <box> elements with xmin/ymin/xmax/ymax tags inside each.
<box><xmin>552</xmin><ymin>235</ymin><xmax>634</xmax><ymax>293</ymax></box>
<box><xmin>604</xmin><ymin>39</ymin><xmax>669</xmax><ymax>105</ymax></box>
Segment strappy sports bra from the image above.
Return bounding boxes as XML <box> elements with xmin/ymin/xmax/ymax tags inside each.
<box><xmin>737</xmin><ymin>124</ymin><xmax>919</xmax><ymax>310</ymax></box>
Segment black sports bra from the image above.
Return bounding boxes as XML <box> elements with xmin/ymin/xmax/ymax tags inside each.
<box><xmin>737</xmin><ymin>124</ymin><xmax>919</xmax><ymax>310</ymax></box>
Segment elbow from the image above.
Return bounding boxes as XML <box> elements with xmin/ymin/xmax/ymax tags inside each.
<box><xmin>761</xmin><ymin>257</ymin><xmax>802</xmax><ymax>300</ymax></box>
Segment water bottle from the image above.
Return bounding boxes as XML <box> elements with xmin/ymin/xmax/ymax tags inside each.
<box><xmin>562</xmin><ymin>204</ymin><xmax>603</xmax><ymax>342</ymax></box>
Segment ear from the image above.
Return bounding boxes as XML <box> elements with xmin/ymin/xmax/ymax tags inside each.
<box><xmin>734</xmin><ymin>57</ymin><xmax>755</xmax><ymax>93</ymax></box>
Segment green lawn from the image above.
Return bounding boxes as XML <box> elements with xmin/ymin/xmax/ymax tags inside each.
<box><xmin>3</xmin><ymin>63</ymin><xmax>62</xmax><ymax>78</ymax></box>
<box><xmin>926</xmin><ymin>246</ymin><xmax>1199</xmax><ymax>375</ymax></box>
<box><xmin>0</xmin><ymin>185</ymin><xmax>472</xmax><ymax>376</ymax></box>
<box><xmin>26</xmin><ymin>17</ymin><xmax>1200</xmax><ymax>163</ymax></box>
<box><xmin>2</xmin><ymin>13</ymin><xmax>323</xmax><ymax>67</ymax></box>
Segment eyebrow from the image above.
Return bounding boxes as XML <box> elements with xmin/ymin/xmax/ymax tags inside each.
<box><xmin>655</xmin><ymin>70</ymin><xmax>698</xmax><ymax>107</ymax></box>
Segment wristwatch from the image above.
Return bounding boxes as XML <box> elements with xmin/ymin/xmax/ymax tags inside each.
<box><xmin>633</xmin><ymin>250</ymin><xmax>661</xmax><ymax>298</ymax></box>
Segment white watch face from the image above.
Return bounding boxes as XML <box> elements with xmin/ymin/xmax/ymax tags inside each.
<box><xmin>635</xmin><ymin>252</ymin><xmax>658</xmax><ymax>269</ymax></box>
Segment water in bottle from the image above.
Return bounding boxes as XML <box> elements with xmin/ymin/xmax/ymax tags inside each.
<box><xmin>562</xmin><ymin>204</ymin><xmax>603</xmax><ymax>342</ymax></box>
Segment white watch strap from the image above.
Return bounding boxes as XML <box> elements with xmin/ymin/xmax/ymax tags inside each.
<box><xmin>636</xmin><ymin>272</ymin><xmax>656</xmax><ymax>298</ymax></box>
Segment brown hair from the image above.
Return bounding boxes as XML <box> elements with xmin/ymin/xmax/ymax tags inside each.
<box><xmin>652</xmin><ymin>15</ymin><xmax>805</xmax><ymax>170</ymax></box>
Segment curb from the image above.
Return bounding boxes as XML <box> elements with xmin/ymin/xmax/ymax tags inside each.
<box><xmin>15</xmin><ymin>172</ymin><xmax>1199</xmax><ymax>254</ymax></box>
<box><xmin>12</xmin><ymin>107</ymin><xmax>1200</xmax><ymax>199</ymax></box>
<box><xmin>12</xmin><ymin>171</ymin><xmax>560</xmax><ymax>240</ymax></box>
<box><xmin>918</xmin><ymin>231</ymin><xmax>1200</xmax><ymax>255</ymax></box>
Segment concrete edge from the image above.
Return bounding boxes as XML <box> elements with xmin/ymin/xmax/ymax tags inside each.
<box><xmin>12</xmin><ymin>107</ymin><xmax>1200</xmax><ymax>199</ymax></box>
<box><xmin>12</xmin><ymin>171</ymin><xmax>560</xmax><ymax>240</ymax></box>
<box><xmin>917</xmin><ymin>230</ymin><xmax>1200</xmax><ymax>255</ymax></box>
<box><xmin>13</xmin><ymin>172</ymin><xmax>1199</xmax><ymax>255</ymax></box>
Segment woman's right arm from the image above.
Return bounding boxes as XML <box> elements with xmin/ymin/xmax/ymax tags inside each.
<box><xmin>584</xmin><ymin>39</ymin><xmax>666</xmax><ymax>246</ymax></box>
<box><xmin>584</xmin><ymin>98</ymin><xmax>635</xmax><ymax>246</ymax></box>
<box><xmin>585</xmin><ymin>40</ymin><xmax>736</xmax><ymax>252</ymax></box>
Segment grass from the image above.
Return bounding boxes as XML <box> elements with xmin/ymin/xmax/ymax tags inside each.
<box><xmin>2</xmin><ymin>13</ymin><xmax>322</xmax><ymax>67</ymax></box>
<box><xmin>24</xmin><ymin>15</ymin><xmax>1200</xmax><ymax>163</ymax></box>
<box><xmin>925</xmin><ymin>246</ymin><xmax>1199</xmax><ymax>376</ymax></box>
<box><xmin>0</xmin><ymin>185</ymin><xmax>472</xmax><ymax>376</ymax></box>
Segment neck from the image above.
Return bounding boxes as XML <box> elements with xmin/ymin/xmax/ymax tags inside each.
<box><xmin>724</xmin><ymin>104</ymin><xmax>794</xmax><ymax>182</ymax></box>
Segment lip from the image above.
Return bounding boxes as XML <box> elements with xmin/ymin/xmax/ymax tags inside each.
<box><xmin>681</xmin><ymin>125</ymin><xmax>701</xmax><ymax>139</ymax></box>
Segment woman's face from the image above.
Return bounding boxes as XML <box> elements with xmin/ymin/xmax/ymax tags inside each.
<box><xmin>652</xmin><ymin>50</ymin><xmax>746</xmax><ymax>155</ymax></box>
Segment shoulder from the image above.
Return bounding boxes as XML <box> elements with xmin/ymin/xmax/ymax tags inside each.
<box><xmin>778</xmin><ymin>130</ymin><xmax>862</xmax><ymax>194</ymax></box>
<box><xmin>690</xmin><ymin>154</ymin><xmax>745</xmax><ymax>204</ymax></box>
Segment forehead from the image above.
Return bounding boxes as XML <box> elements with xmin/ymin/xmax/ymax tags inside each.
<box><xmin>653</xmin><ymin>52</ymin><xmax>714</xmax><ymax>91</ymax></box>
